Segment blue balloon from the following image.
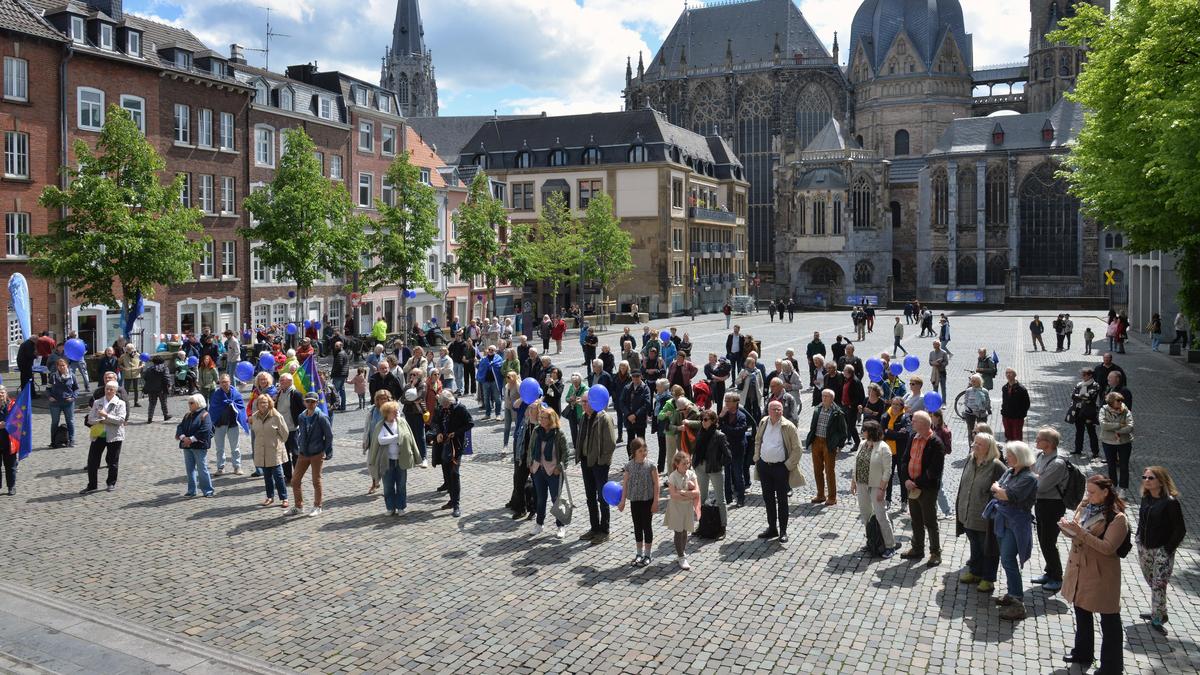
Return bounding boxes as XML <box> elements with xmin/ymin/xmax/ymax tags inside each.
<box><xmin>889</xmin><ymin>362</ymin><xmax>904</xmax><ymax>377</ymax></box>
<box><xmin>923</xmin><ymin>391</ymin><xmax>944</xmax><ymax>411</ymax></box>
<box><xmin>864</xmin><ymin>357</ymin><xmax>884</xmax><ymax>375</ymax></box>
<box><xmin>659</xmin><ymin>330</ymin><xmax>671</xmax><ymax>342</ymax></box>
<box><xmin>587</xmin><ymin>384</ymin><xmax>610</xmax><ymax>410</ymax></box>
<box><xmin>519</xmin><ymin>377</ymin><xmax>542</xmax><ymax>405</ymax></box>
<box><xmin>186</xmin><ymin>356</ymin><xmax>198</xmax><ymax>368</ymax></box>
<box><xmin>287</xmin><ymin>291</ymin><xmax>295</xmax><ymax>298</ymax></box>
<box><xmin>286</xmin><ymin>323</ymin><xmax>297</xmax><ymax>335</ymax></box>
<box><xmin>602</xmin><ymin>480</ymin><xmax>623</xmax><ymax>506</ymax></box>
<box><xmin>903</xmin><ymin>355</ymin><xmax>920</xmax><ymax>372</ymax></box>
<box><xmin>64</xmin><ymin>338</ymin><xmax>87</xmax><ymax>362</ymax></box>
<box><xmin>259</xmin><ymin>352</ymin><xmax>276</xmax><ymax>371</ymax></box>
<box><xmin>235</xmin><ymin>361</ymin><xmax>255</xmax><ymax>381</ymax></box>
<box><xmin>868</xmin><ymin>368</ymin><xmax>883</xmax><ymax>382</ymax></box>
<box><xmin>313</xmin><ymin>321</ymin><xmax>321</xmax><ymax>330</ymax></box>
<box><xmin>303</xmin><ymin>320</ymin><xmax>312</xmax><ymax>329</ymax></box>
<box><xmin>139</xmin><ymin>352</ymin><xmax>150</xmax><ymax>362</ymax></box>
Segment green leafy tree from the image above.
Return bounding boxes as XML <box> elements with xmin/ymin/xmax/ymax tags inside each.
<box><xmin>359</xmin><ymin>152</ymin><xmax>439</xmax><ymax>337</ymax></box>
<box><xmin>30</xmin><ymin>105</ymin><xmax>206</xmax><ymax>336</ymax></box>
<box><xmin>445</xmin><ymin>171</ymin><xmax>503</xmax><ymax>315</ymax></box>
<box><xmin>534</xmin><ymin>190</ymin><xmax>584</xmax><ymax>310</ymax></box>
<box><xmin>498</xmin><ymin>220</ymin><xmax>542</xmax><ymax>315</ymax></box>
<box><xmin>1053</xmin><ymin>0</ymin><xmax>1200</xmax><ymax>334</ymax></box>
<box><xmin>580</xmin><ymin>192</ymin><xmax>633</xmax><ymax>326</ymax></box>
<box><xmin>241</xmin><ymin>128</ymin><xmax>364</xmax><ymax>324</ymax></box>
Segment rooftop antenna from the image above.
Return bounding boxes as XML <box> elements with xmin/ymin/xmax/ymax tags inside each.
<box><xmin>243</xmin><ymin>6</ymin><xmax>291</xmax><ymax>71</ymax></box>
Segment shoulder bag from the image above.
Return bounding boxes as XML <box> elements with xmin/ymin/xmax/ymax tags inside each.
<box><xmin>549</xmin><ymin>470</ymin><xmax>575</xmax><ymax>525</ymax></box>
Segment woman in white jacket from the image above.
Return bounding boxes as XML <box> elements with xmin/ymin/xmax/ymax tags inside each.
<box><xmin>1098</xmin><ymin>391</ymin><xmax>1134</xmax><ymax>492</ymax></box>
<box><xmin>367</xmin><ymin>401</ymin><xmax>421</xmax><ymax>515</ymax></box>
<box><xmin>82</xmin><ymin>381</ymin><xmax>127</xmax><ymax>493</ymax></box>
<box><xmin>850</xmin><ymin>421</ymin><xmax>896</xmax><ymax>556</ymax></box>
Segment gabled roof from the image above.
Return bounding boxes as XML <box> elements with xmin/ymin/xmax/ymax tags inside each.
<box><xmin>232</xmin><ymin>62</ymin><xmax>345</xmax><ymax>124</ymax></box>
<box><xmin>645</xmin><ymin>0</ymin><xmax>830</xmax><ymax>79</ymax></box>
<box><xmin>795</xmin><ymin>167</ymin><xmax>847</xmax><ymax>190</ymax></box>
<box><xmin>404</xmin><ymin>126</ymin><xmax>447</xmax><ymax>188</ymax></box>
<box><xmin>803</xmin><ymin>118</ymin><xmax>846</xmax><ymax>152</ymax></box>
<box><xmin>407</xmin><ymin>114</ymin><xmax>537</xmax><ymax>166</ymax></box>
<box><xmin>0</xmin><ymin>0</ymin><xmax>67</xmax><ymax>42</ymax></box>
<box><xmin>927</xmin><ymin>98</ymin><xmax>1084</xmax><ymax>155</ymax></box>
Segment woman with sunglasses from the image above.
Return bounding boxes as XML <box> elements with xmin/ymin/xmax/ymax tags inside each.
<box><xmin>1136</xmin><ymin>466</ymin><xmax>1185</xmax><ymax>636</ymax></box>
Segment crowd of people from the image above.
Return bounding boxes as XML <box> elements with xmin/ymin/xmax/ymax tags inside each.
<box><xmin>4</xmin><ymin>306</ymin><xmax>1190</xmax><ymax>672</ymax></box>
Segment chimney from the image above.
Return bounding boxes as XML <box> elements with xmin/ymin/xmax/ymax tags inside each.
<box><xmin>230</xmin><ymin>43</ymin><xmax>246</xmax><ymax>64</ymax></box>
<box><xmin>86</xmin><ymin>0</ymin><xmax>122</xmax><ymax>21</ymax></box>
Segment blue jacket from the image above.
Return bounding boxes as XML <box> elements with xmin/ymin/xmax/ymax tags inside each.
<box><xmin>176</xmin><ymin>407</ymin><xmax>213</xmax><ymax>450</ymax></box>
<box><xmin>579</xmin><ymin>326</ymin><xmax>590</xmax><ymax>346</ymax></box>
<box><xmin>476</xmin><ymin>354</ymin><xmax>503</xmax><ymax>384</ymax></box>
<box><xmin>47</xmin><ymin>371</ymin><xmax>78</xmax><ymax>402</ymax></box>
<box><xmin>718</xmin><ymin>407</ymin><xmax>751</xmax><ymax>450</ymax></box>
<box><xmin>208</xmin><ymin>387</ymin><xmax>249</xmax><ymax>432</ymax></box>
<box><xmin>296</xmin><ymin>410</ymin><xmax>334</xmax><ymax>458</ymax></box>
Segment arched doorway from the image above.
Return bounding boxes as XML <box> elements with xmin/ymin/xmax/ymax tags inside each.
<box><xmin>798</xmin><ymin>257</ymin><xmax>845</xmax><ymax>305</ymax></box>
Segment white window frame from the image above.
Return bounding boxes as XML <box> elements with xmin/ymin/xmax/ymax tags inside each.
<box><xmin>77</xmin><ymin>87</ymin><xmax>104</xmax><ymax>131</ymax></box>
<box><xmin>253</xmin><ymin>303</ymin><xmax>270</xmax><ymax>326</ymax></box>
<box><xmin>378</xmin><ymin>93</ymin><xmax>391</xmax><ymax>113</ymax></box>
<box><xmin>420</xmin><ymin>168</ymin><xmax>431</xmax><ymax>185</ymax></box>
<box><xmin>381</xmin><ymin>178</ymin><xmax>394</xmax><ymax>207</ymax></box>
<box><xmin>199</xmin><ymin>240</ymin><xmax>215</xmax><ymax>279</ymax></box>
<box><xmin>427</xmin><ymin>254</ymin><xmax>439</xmax><ymax>282</ymax></box>
<box><xmin>220</xmin><ymin>176</ymin><xmax>235</xmax><ymax>214</ymax></box>
<box><xmin>358</xmin><ymin>121</ymin><xmax>373</xmax><ymax>152</ymax></box>
<box><xmin>3</xmin><ymin>57</ymin><xmax>28</xmax><ymax>102</ymax></box>
<box><xmin>251</xmin><ymin>247</ymin><xmax>270</xmax><ymax>283</ymax></box>
<box><xmin>381</xmin><ymin>125</ymin><xmax>396</xmax><ymax>155</ymax></box>
<box><xmin>330</xmin><ymin>155</ymin><xmax>343</xmax><ymax>180</ymax></box>
<box><xmin>358</xmin><ymin>173</ymin><xmax>373</xmax><ymax>207</ymax></box>
<box><xmin>254</xmin><ymin>125</ymin><xmax>275</xmax><ymax>167</ymax></box>
<box><xmin>119</xmin><ymin>94</ymin><xmax>144</xmax><ymax>133</ymax></box>
<box><xmin>218</xmin><ymin>112</ymin><xmax>235</xmax><ymax>150</ymax></box>
<box><xmin>197</xmin><ymin>108</ymin><xmax>213</xmax><ymax>147</ymax></box>
<box><xmin>175</xmin><ymin>51</ymin><xmax>192</xmax><ymax>70</ymax></box>
<box><xmin>248</xmin><ymin>182</ymin><xmax>264</xmax><ymax>225</ymax></box>
<box><xmin>173</xmin><ymin>103</ymin><xmax>190</xmax><ymax>144</ymax></box>
<box><xmin>198</xmin><ymin>174</ymin><xmax>214</xmax><ymax>214</ymax></box>
<box><xmin>4</xmin><ymin>212</ymin><xmax>29</xmax><ymax>258</ymax></box>
<box><xmin>69</xmin><ymin>16</ymin><xmax>85</xmax><ymax>44</ymax></box>
<box><xmin>99</xmin><ymin>23</ymin><xmax>114</xmax><ymax>51</ymax></box>
<box><xmin>319</xmin><ymin>97</ymin><xmax>335</xmax><ymax>120</ymax></box>
<box><xmin>353</xmin><ymin>87</ymin><xmax>367</xmax><ymax>106</ymax></box>
<box><xmin>126</xmin><ymin>30</ymin><xmax>141</xmax><ymax>57</ymax></box>
<box><xmin>279</xmin><ymin>87</ymin><xmax>293</xmax><ymax>111</ymax></box>
<box><xmin>221</xmin><ymin>240</ymin><xmax>236</xmax><ymax>278</ymax></box>
<box><xmin>4</xmin><ymin>131</ymin><xmax>28</xmax><ymax>179</ymax></box>
<box><xmin>178</xmin><ymin>173</ymin><xmax>191</xmax><ymax>207</ymax></box>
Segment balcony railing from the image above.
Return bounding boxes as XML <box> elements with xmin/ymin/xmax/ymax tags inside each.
<box><xmin>690</xmin><ymin>206</ymin><xmax>737</xmax><ymax>224</ymax></box>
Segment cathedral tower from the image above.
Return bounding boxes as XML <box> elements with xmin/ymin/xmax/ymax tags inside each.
<box><xmin>1026</xmin><ymin>0</ymin><xmax>1109</xmax><ymax>113</ymax></box>
<box><xmin>381</xmin><ymin>0</ymin><xmax>438</xmax><ymax>117</ymax></box>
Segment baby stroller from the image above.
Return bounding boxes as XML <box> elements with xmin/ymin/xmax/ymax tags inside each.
<box><xmin>172</xmin><ymin>355</ymin><xmax>197</xmax><ymax>395</ymax></box>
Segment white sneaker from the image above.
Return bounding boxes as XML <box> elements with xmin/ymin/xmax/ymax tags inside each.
<box><xmin>285</xmin><ymin>506</ymin><xmax>301</xmax><ymax>516</ymax></box>
<box><xmin>556</xmin><ymin>526</ymin><xmax>565</xmax><ymax>540</ymax></box>
<box><xmin>531</xmin><ymin>523</ymin><xmax>543</xmax><ymax>536</ymax></box>
<box><xmin>308</xmin><ymin>507</ymin><xmax>322</xmax><ymax>517</ymax></box>
<box><xmin>387</xmin><ymin>509</ymin><xmax>396</xmax><ymax>516</ymax></box>
<box><xmin>679</xmin><ymin>556</ymin><xmax>691</xmax><ymax>571</ymax></box>
<box><xmin>397</xmin><ymin>508</ymin><xmax>405</xmax><ymax>515</ymax></box>
<box><xmin>421</xmin><ymin>459</ymin><xmax>429</xmax><ymax>469</ymax></box>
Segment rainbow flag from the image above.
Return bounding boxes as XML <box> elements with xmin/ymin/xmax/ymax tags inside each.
<box><xmin>294</xmin><ymin>356</ymin><xmax>328</xmax><ymax>416</ymax></box>
<box><xmin>6</xmin><ymin>381</ymin><xmax>32</xmax><ymax>460</ymax></box>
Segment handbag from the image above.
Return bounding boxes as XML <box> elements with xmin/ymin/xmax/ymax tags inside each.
<box><xmin>1064</xmin><ymin>405</ymin><xmax>1077</xmax><ymax>424</ymax></box>
<box><xmin>549</xmin><ymin>471</ymin><xmax>575</xmax><ymax>526</ymax></box>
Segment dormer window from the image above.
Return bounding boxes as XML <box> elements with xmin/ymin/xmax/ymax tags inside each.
<box><xmin>628</xmin><ymin>145</ymin><xmax>646</xmax><ymax>163</ymax></box>
<box><xmin>1041</xmin><ymin>119</ymin><xmax>1055</xmax><ymax>142</ymax></box>
<box><xmin>582</xmin><ymin>147</ymin><xmax>601</xmax><ymax>165</ymax></box>
<box><xmin>254</xmin><ymin>81</ymin><xmax>268</xmax><ymax>105</ymax></box>
<box><xmin>514</xmin><ymin>151</ymin><xmax>532</xmax><ymax>169</ymax></box>
<box><xmin>319</xmin><ymin>97</ymin><xmax>335</xmax><ymax>120</ymax></box>
<box><xmin>992</xmin><ymin>123</ymin><xmax>1005</xmax><ymax>146</ymax></box>
<box><xmin>549</xmin><ymin>149</ymin><xmax>567</xmax><ymax>167</ymax></box>
<box><xmin>354</xmin><ymin>87</ymin><xmax>367</xmax><ymax>106</ymax></box>
<box><xmin>69</xmin><ymin>16</ymin><xmax>85</xmax><ymax>43</ymax></box>
<box><xmin>279</xmin><ymin>88</ymin><xmax>293</xmax><ymax>111</ymax></box>
<box><xmin>126</xmin><ymin>30</ymin><xmax>141</xmax><ymax>57</ymax></box>
<box><xmin>377</xmin><ymin>94</ymin><xmax>391</xmax><ymax>113</ymax></box>
<box><xmin>210</xmin><ymin>60</ymin><xmax>223</xmax><ymax>77</ymax></box>
<box><xmin>473</xmin><ymin>154</ymin><xmax>487</xmax><ymax>169</ymax></box>
<box><xmin>175</xmin><ymin>50</ymin><xmax>192</xmax><ymax>70</ymax></box>
<box><xmin>98</xmin><ymin>24</ymin><xmax>113</xmax><ymax>51</ymax></box>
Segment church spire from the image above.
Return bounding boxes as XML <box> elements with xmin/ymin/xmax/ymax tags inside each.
<box><xmin>382</xmin><ymin>0</ymin><xmax>438</xmax><ymax>116</ymax></box>
<box><xmin>391</xmin><ymin>0</ymin><xmax>427</xmax><ymax>57</ymax></box>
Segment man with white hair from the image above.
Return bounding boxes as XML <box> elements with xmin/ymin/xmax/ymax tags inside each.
<box><xmin>431</xmin><ymin>389</ymin><xmax>473</xmax><ymax>518</ymax></box>
<box><xmin>805</xmin><ymin>389</ymin><xmax>847</xmax><ymax>505</ymax></box>
<box><xmin>899</xmin><ymin>411</ymin><xmax>947</xmax><ymax>566</ymax></box>
<box><xmin>753</xmin><ymin>399</ymin><xmax>804</xmax><ymax>543</ymax></box>
<box><xmin>274</xmin><ymin>372</ymin><xmax>304</xmax><ymax>483</ymax></box>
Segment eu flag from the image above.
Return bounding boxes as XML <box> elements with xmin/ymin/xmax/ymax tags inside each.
<box><xmin>6</xmin><ymin>381</ymin><xmax>32</xmax><ymax>460</ymax></box>
<box><xmin>299</xmin><ymin>356</ymin><xmax>328</xmax><ymax>416</ymax></box>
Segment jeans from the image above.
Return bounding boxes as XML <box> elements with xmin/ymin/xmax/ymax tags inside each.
<box><xmin>892</xmin><ymin>337</ymin><xmax>907</xmax><ymax>356</ymax></box>
<box><xmin>580</xmin><ymin>461</ymin><xmax>611</xmax><ymax>533</ymax></box>
<box><xmin>531</xmin><ymin>467</ymin><xmax>562</xmax><ymax>526</ymax></box>
<box><xmin>725</xmin><ymin>315</ymin><xmax>731</xmax><ymax>329</ymax></box>
<box><xmin>147</xmin><ymin>393</ymin><xmax>169</xmax><ymax>421</ymax></box>
<box><xmin>332</xmin><ymin>377</ymin><xmax>347</xmax><ymax>410</ymax></box>
<box><xmin>182</xmin><ymin>447</ymin><xmax>212</xmax><ymax>496</ymax></box>
<box><xmin>481</xmin><ymin>378</ymin><xmax>501</xmax><ymax>416</ymax></box>
<box><xmin>1072</xmin><ymin>607</ymin><xmax>1123</xmax><ymax>672</ymax></box>
<box><xmin>69</xmin><ymin>360</ymin><xmax>90</xmax><ymax>389</ymax></box>
<box><xmin>453</xmin><ymin>363</ymin><xmax>465</xmax><ymax>392</ymax></box>
<box><xmin>907</xmin><ymin>487</ymin><xmax>940</xmax><ymax>554</ymax></box>
<box><xmin>1074</xmin><ymin>420</ymin><xmax>1099</xmax><ymax>456</ymax></box>
<box><xmin>382</xmin><ymin>459</ymin><xmax>408</xmax><ymax>512</ymax></box>
<box><xmin>757</xmin><ymin>460</ymin><xmax>790</xmax><ymax>535</ymax></box>
<box><xmin>261</xmin><ymin>464</ymin><xmax>287</xmax><ymax>501</ymax></box>
<box><xmin>48</xmin><ymin>401</ymin><xmax>76</xmax><ymax>446</ymax></box>
<box><xmin>693</xmin><ymin>464</ymin><xmax>726</xmax><ymax>526</ymax></box>
<box><xmin>405</xmin><ymin>413</ymin><xmax>426</xmax><ymax>461</ymax></box>
<box><xmin>1102</xmin><ymin>442</ymin><xmax>1132</xmax><ymax>489</ymax></box>
<box><xmin>998</xmin><ymin>527</ymin><xmax>1024</xmax><ymax>600</ymax></box>
<box><xmin>724</xmin><ymin>445</ymin><xmax>747</xmax><ymax>503</ymax></box>
<box><xmin>503</xmin><ymin>406</ymin><xmax>515</xmax><ymax>446</ymax></box>
<box><xmin>964</xmin><ymin>528</ymin><xmax>999</xmax><ymax>582</ymax></box>
<box><xmin>214</xmin><ymin>425</ymin><xmax>241</xmax><ymax>470</ymax></box>
<box><xmin>1035</xmin><ymin>498</ymin><xmax>1066</xmax><ymax>581</ymax></box>
<box><xmin>1149</xmin><ymin>333</ymin><xmax>1161</xmax><ymax>351</ymax></box>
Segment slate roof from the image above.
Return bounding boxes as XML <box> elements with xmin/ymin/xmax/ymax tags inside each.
<box><xmin>803</xmin><ymin>118</ymin><xmax>846</xmax><ymax>152</ymax></box>
<box><xmin>0</xmin><ymin>0</ymin><xmax>66</xmax><ymax>41</ymax></box>
<box><xmin>927</xmin><ymin>98</ymin><xmax>1084</xmax><ymax>155</ymax></box>
<box><xmin>645</xmin><ymin>0</ymin><xmax>830</xmax><ymax>79</ymax></box>
<box><xmin>795</xmin><ymin>167</ymin><xmax>847</xmax><ymax>190</ymax></box>
<box><xmin>390</xmin><ymin>0</ymin><xmax>426</xmax><ymax>57</ymax></box>
<box><xmin>407</xmin><ymin>115</ymin><xmax>537</xmax><ymax>166</ymax></box>
<box><xmin>972</xmin><ymin>62</ymin><xmax>1027</xmax><ymax>84</ymax></box>
<box><xmin>849</xmin><ymin>0</ymin><xmax>973</xmax><ymax>71</ymax></box>
<box><xmin>887</xmin><ymin>157</ymin><xmax>924</xmax><ymax>184</ymax></box>
<box><xmin>231</xmin><ymin>63</ymin><xmax>346</xmax><ymax>124</ymax></box>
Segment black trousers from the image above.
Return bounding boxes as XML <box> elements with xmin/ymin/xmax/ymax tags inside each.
<box><xmin>1056</xmin><ymin>333</ymin><xmax>1066</xmax><ymax>351</ymax></box>
<box><xmin>1072</xmin><ymin>606</ymin><xmax>1122</xmax><ymax>672</ymax></box>
<box><xmin>86</xmin><ymin>438</ymin><xmax>122</xmax><ymax>488</ymax></box>
<box><xmin>625</xmin><ymin>419</ymin><xmax>646</xmax><ymax>448</ymax></box>
<box><xmin>1103</xmin><ymin>442</ymin><xmax>1133</xmax><ymax>490</ymax></box>
<box><xmin>462</xmin><ymin>366</ymin><xmax>476</xmax><ymax>395</ymax></box>
<box><xmin>582</xmin><ymin>345</ymin><xmax>596</xmax><ymax>367</ymax></box>
<box><xmin>1035</xmin><ymin>498</ymin><xmax>1066</xmax><ymax>581</ymax></box>
<box><xmin>509</xmin><ymin>459</ymin><xmax>527</xmax><ymax>513</ymax></box>
<box><xmin>1074</xmin><ymin>420</ymin><xmax>1099</xmax><ymax>456</ymax></box>
<box><xmin>283</xmin><ymin>430</ymin><xmax>296</xmax><ymax>482</ymax></box>
<box><xmin>656</xmin><ymin>429</ymin><xmax>667</xmax><ymax>473</ymax></box>
<box><xmin>580</xmin><ymin>460</ymin><xmax>611</xmax><ymax>533</ymax></box>
<box><xmin>757</xmin><ymin>460</ymin><xmax>790</xmax><ymax>535</ymax></box>
<box><xmin>441</xmin><ymin>448</ymin><xmax>461</xmax><ymax>507</ymax></box>
<box><xmin>630</xmin><ymin>499</ymin><xmax>653</xmax><ymax>544</ymax></box>
<box><xmin>146</xmin><ymin>392</ymin><xmax>169</xmax><ymax>420</ymax></box>
<box><xmin>126</xmin><ymin>378</ymin><xmax>140</xmax><ymax>405</ymax></box>
<box><xmin>1</xmin><ymin>451</ymin><xmax>15</xmax><ymax>490</ymax></box>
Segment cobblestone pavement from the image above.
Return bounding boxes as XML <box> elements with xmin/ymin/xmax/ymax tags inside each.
<box><xmin>0</xmin><ymin>310</ymin><xmax>1196</xmax><ymax>674</ymax></box>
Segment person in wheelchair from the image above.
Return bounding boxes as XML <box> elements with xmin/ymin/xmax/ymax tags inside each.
<box><xmin>173</xmin><ymin>350</ymin><xmax>197</xmax><ymax>395</ymax></box>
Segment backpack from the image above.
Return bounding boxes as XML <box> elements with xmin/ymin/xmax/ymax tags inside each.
<box><xmin>864</xmin><ymin>515</ymin><xmax>889</xmax><ymax>557</ymax></box>
<box><xmin>695</xmin><ymin>502</ymin><xmax>723</xmax><ymax>539</ymax></box>
<box><xmin>52</xmin><ymin>424</ymin><xmax>69</xmax><ymax>448</ymax></box>
<box><xmin>1057</xmin><ymin>457</ymin><xmax>1087</xmax><ymax>508</ymax></box>
<box><xmin>1104</xmin><ymin>513</ymin><xmax>1134</xmax><ymax>559</ymax></box>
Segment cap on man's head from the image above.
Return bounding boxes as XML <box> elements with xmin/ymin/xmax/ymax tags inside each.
<box><xmin>304</xmin><ymin>391</ymin><xmax>320</xmax><ymax>402</ymax></box>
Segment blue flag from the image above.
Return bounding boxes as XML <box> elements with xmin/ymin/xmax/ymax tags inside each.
<box><xmin>6</xmin><ymin>381</ymin><xmax>32</xmax><ymax>460</ymax></box>
<box><xmin>299</xmin><ymin>356</ymin><xmax>328</xmax><ymax>416</ymax></box>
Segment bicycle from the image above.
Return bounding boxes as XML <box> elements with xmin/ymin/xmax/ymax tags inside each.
<box><xmin>952</xmin><ymin>369</ymin><xmax>975</xmax><ymax>420</ymax></box>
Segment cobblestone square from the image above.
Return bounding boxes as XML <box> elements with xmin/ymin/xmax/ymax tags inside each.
<box><xmin>1</xmin><ymin>310</ymin><xmax>1197</xmax><ymax>674</ymax></box>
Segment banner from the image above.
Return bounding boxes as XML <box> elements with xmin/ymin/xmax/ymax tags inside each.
<box><xmin>7</xmin><ymin>274</ymin><xmax>30</xmax><ymax>341</ymax></box>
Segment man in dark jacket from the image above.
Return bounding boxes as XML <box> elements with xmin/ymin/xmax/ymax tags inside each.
<box><xmin>1029</xmin><ymin>316</ymin><xmax>1046</xmax><ymax>351</ymax></box>
<box><xmin>142</xmin><ymin>356</ymin><xmax>172</xmax><ymax>423</ymax></box>
<box><xmin>620</xmin><ymin>370</ymin><xmax>652</xmax><ymax>444</ymax></box>
<box><xmin>804</xmin><ymin>390</ymin><xmax>848</xmax><ymax>505</ymax></box>
<box><xmin>1103</xmin><ymin>370</ymin><xmax>1133</xmax><ymax>411</ymax></box>
<box><xmin>725</xmin><ymin>325</ymin><xmax>746</xmax><ymax>377</ymax></box>
<box><xmin>805</xmin><ymin>332</ymin><xmax>826</xmax><ymax>385</ymax></box>
<box><xmin>368</xmin><ymin>361</ymin><xmax>404</xmax><ymax>402</ymax></box>
<box><xmin>431</xmin><ymin>390</ymin><xmax>473</xmax><ymax>518</ymax></box>
<box><xmin>576</xmin><ymin>400</ymin><xmax>616</xmax><ymax>544</ymax></box>
<box><xmin>1000</xmin><ymin>368</ymin><xmax>1031</xmax><ymax>442</ymax></box>
<box><xmin>898</xmin><ymin>410</ymin><xmax>947</xmax><ymax>566</ymax></box>
<box><xmin>330</xmin><ymin>341</ymin><xmax>350</xmax><ymax>411</ymax></box>
<box><xmin>830</xmin><ymin>335</ymin><xmax>848</xmax><ymax>365</ymax></box>
<box><xmin>287</xmin><ymin>391</ymin><xmax>333</xmax><ymax>517</ymax></box>
<box><xmin>718</xmin><ymin>393</ymin><xmax>751</xmax><ymax>506</ymax></box>
<box><xmin>1093</xmin><ymin>352</ymin><xmax>1127</xmax><ymax>389</ymax></box>
<box><xmin>836</xmin><ymin>344</ymin><xmax>864</xmax><ymax>380</ymax></box>
<box><xmin>837</xmin><ymin>365</ymin><xmax>865</xmax><ymax>449</ymax></box>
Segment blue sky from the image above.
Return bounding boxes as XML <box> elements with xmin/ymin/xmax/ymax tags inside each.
<box><xmin>123</xmin><ymin>0</ymin><xmax>1031</xmax><ymax>116</ymax></box>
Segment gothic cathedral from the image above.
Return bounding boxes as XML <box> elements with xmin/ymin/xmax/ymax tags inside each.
<box><xmin>381</xmin><ymin>0</ymin><xmax>438</xmax><ymax>117</ymax></box>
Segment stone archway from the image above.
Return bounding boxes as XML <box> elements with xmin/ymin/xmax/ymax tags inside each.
<box><xmin>796</xmin><ymin>256</ymin><xmax>846</xmax><ymax>305</ymax></box>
